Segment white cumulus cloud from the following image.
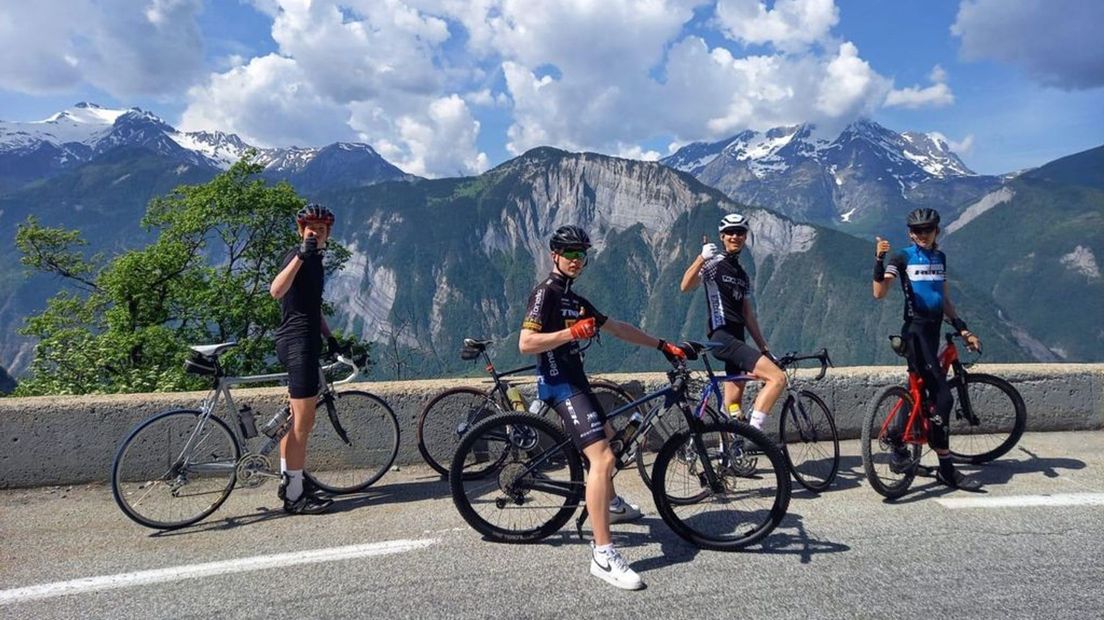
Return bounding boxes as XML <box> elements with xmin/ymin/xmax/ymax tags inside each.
<box><xmin>0</xmin><ymin>0</ymin><xmax>205</xmax><ymax>97</ymax></box>
<box><xmin>886</xmin><ymin>64</ymin><xmax>955</xmax><ymax>109</ymax></box>
<box><xmin>714</xmin><ymin>0</ymin><xmax>839</xmax><ymax>52</ymax></box>
<box><xmin>952</xmin><ymin>0</ymin><xmax>1104</xmax><ymax>89</ymax></box>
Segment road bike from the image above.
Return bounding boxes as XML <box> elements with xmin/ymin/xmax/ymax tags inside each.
<box><xmin>861</xmin><ymin>330</ymin><xmax>1027</xmax><ymax>499</ymax></box>
<box><xmin>416</xmin><ymin>337</ymin><xmax>640</xmax><ymax>476</ymax></box>
<box><xmin>635</xmin><ymin>347</ymin><xmax>839</xmax><ymax>493</ymax></box>
<box><xmin>448</xmin><ymin>341</ymin><xmax>791</xmax><ymax>552</ymax></box>
<box><xmin>111</xmin><ymin>342</ymin><xmax>400</xmax><ymax>529</ymax></box>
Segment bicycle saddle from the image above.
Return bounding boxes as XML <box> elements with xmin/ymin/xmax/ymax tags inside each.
<box><xmin>189</xmin><ymin>342</ymin><xmax>239</xmax><ymax>358</ymax></box>
<box><xmin>462</xmin><ymin>338</ymin><xmax>493</xmax><ymax>350</ymax></box>
<box><xmin>684</xmin><ymin>341</ymin><xmax>725</xmax><ymax>359</ymax></box>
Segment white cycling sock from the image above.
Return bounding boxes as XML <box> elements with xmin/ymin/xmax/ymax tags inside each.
<box><xmin>594</xmin><ymin>543</ymin><xmax>614</xmax><ymax>555</ymax></box>
<box><xmin>750</xmin><ymin>410</ymin><xmax>768</xmax><ymax>430</ymax></box>
<box><xmin>280</xmin><ymin>458</ymin><xmax>288</xmax><ymax>474</ymax></box>
<box><xmin>285</xmin><ymin>469</ymin><xmax>304</xmax><ymax>501</ymax></box>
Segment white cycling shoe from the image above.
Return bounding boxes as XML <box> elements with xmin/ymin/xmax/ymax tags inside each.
<box><xmin>608</xmin><ymin>495</ymin><xmax>642</xmax><ymax>523</ymax></box>
<box><xmin>590</xmin><ymin>543</ymin><xmax>644</xmax><ymax>590</ymax></box>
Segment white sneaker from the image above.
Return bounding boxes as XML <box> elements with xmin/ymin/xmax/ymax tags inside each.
<box><xmin>608</xmin><ymin>495</ymin><xmax>642</xmax><ymax>523</ymax></box>
<box><xmin>590</xmin><ymin>544</ymin><xmax>644</xmax><ymax>590</ymax></box>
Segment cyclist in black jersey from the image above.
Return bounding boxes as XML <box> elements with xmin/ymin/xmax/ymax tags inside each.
<box><xmin>873</xmin><ymin>208</ymin><xmax>982</xmax><ymax>491</ymax></box>
<box><xmin>520</xmin><ymin>225</ymin><xmax>687</xmax><ymax>591</ymax></box>
<box><xmin>268</xmin><ymin>204</ymin><xmax>348</xmax><ymax>514</ymax></box>
<box><xmin>679</xmin><ymin>213</ymin><xmax>787</xmax><ymax>431</ymax></box>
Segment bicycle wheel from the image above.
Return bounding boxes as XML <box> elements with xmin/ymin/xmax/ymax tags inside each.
<box><xmin>417</xmin><ymin>387</ymin><xmax>505</xmax><ymax>476</ymax></box>
<box><xmin>949</xmin><ymin>373</ymin><xmax>1027</xmax><ymax>464</ymax></box>
<box><xmin>308</xmin><ymin>390</ymin><xmax>400</xmax><ymax>494</ymax></box>
<box><xmin>635</xmin><ymin>408</ymin><xmax>692</xmax><ymax>490</ymax></box>
<box><xmin>779</xmin><ymin>390</ymin><xmax>840</xmax><ymax>493</ymax></box>
<box><xmin>450</xmin><ymin>412</ymin><xmax>584</xmax><ymax>543</ymax></box>
<box><xmin>861</xmin><ymin>386</ymin><xmax>921</xmax><ymax>499</ymax></box>
<box><xmin>112</xmin><ymin>409</ymin><xmax>240</xmax><ymax>530</ymax></box>
<box><xmin>651</xmin><ymin>420</ymin><xmax>791</xmax><ymax>551</ymax></box>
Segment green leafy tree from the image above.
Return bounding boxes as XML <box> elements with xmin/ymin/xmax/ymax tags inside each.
<box><xmin>14</xmin><ymin>156</ymin><xmax>368</xmax><ymax>395</ymax></box>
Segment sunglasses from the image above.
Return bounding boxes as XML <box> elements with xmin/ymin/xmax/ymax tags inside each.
<box><xmin>558</xmin><ymin>249</ymin><xmax>588</xmax><ymax>260</ymax></box>
<box><xmin>909</xmin><ymin>226</ymin><xmax>937</xmax><ymax>235</ymax></box>
<box><xmin>721</xmin><ymin>228</ymin><xmax>748</xmax><ymax>237</ymax></box>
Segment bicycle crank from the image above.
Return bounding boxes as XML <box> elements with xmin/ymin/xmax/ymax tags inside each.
<box><xmin>235</xmin><ymin>454</ymin><xmax>277</xmax><ymax>488</ymax></box>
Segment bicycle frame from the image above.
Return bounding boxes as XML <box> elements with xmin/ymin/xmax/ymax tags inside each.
<box><xmin>879</xmin><ymin>333</ymin><xmax>971</xmax><ymax>447</ymax></box>
<box><xmin>176</xmin><ymin>356</ymin><xmax>360</xmax><ymax>473</ymax></box>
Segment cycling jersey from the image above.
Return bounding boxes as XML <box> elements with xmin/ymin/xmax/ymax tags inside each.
<box><xmin>885</xmin><ymin>245</ymin><xmax>946</xmax><ymax>323</ymax></box>
<box><xmin>521</xmin><ymin>271</ymin><xmax>608</xmax><ymax>387</ymax></box>
<box><xmin>700</xmin><ymin>252</ymin><xmax>751</xmax><ymax>336</ymax></box>
<box><xmin>275</xmin><ymin>247</ymin><xmax>324</xmax><ymax>346</ymax></box>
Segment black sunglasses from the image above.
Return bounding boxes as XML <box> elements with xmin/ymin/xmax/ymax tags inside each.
<box><xmin>909</xmin><ymin>226</ymin><xmax>937</xmax><ymax>234</ymax></box>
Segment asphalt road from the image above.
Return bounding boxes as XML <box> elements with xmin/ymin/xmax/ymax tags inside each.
<box><xmin>2</xmin><ymin>431</ymin><xmax>1102</xmax><ymax>619</ymax></box>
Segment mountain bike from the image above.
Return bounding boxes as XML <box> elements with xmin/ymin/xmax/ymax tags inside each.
<box><xmin>416</xmin><ymin>337</ymin><xmax>640</xmax><ymax>476</ymax></box>
<box><xmin>861</xmin><ymin>330</ymin><xmax>1027</xmax><ymax>499</ymax></box>
<box><xmin>449</xmin><ymin>341</ymin><xmax>791</xmax><ymax>552</ymax></box>
<box><xmin>635</xmin><ymin>347</ymin><xmax>839</xmax><ymax>493</ymax></box>
<box><xmin>111</xmin><ymin>342</ymin><xmax>400</xmax><ymax>529</ymax></box>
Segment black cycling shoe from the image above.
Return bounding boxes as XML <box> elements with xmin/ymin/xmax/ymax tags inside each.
<box><xmin>278</xmin><ymin>473</ymin><xmax>334</xmax><ymax>514</ymax></box>
<box><xmin>935</xmin><ymin>467</ymin><xmax>983</xmax><ymax>492</ymax></box>
<box><xmin>889</xmin><ymin>445</ymin><xmax>913</xmax><ymax>474</ymax></box>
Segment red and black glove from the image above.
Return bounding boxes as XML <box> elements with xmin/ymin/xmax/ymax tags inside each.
<box><xmin>569</xmin><ymin>317</ymin><xmax>597</xmax><ymax>340</ymax></box>
<box><xmin>657</xmin><ymin>339</ymin><xmax>687</xmax><ymax>364</ymax></box>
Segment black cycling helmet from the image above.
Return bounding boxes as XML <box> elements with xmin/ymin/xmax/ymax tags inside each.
<box><xmin>549</xmin><ymin>225</ymin><xmax>592</xmax><ymax>252</ymax></box>
<box><xmin>296</xmin><ymin>203</ymin><xmax>335</xmax><ymax>226</ymax></box>
<box><xmin>906</xmin><ymin>208</ymin><xmax>940</xmax><ymax>228</ymax></box>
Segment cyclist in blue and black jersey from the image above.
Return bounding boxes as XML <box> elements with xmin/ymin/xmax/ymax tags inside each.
<box><xmin>268</xmin><ymin>204</ymin><xmax>349</xmax><ymax>514</ymax></box>
<box><xmin>520</xmin><ymin>225</ymin><xmax>687</xmax><ymax>591</ymax></box>
<box><xmin>679</xmin><ymin>213</ymin><xmax>787</xmax><ymax>430</ymax></box>
<box><xmin>873</xmin><ymin>208</ymin><xmax>983</xmax><ymax>491</ymax></box>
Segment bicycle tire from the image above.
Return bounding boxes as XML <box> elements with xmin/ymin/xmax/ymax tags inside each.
<box><xmin>861</xmin><ymin>386</ymin><xmax>921</xmax><ymax>499</ymax></box>
<box><xmin>449</xmin><ymin>412</ymin><xmax>583</xmax><ymax>543</ymax></box>
<box><xmin>111</xmin><ymin>409</ymin><xmax>240</xmax><ymax>530</ymax></box>
<box><xmin>948</xmin><ymin>373</ymin><xmax>1027</xmax><ymax>464</ymax></box>
<box><xmin>309</xmin><ymin>390</ymin><xmax>400</xmax><ymax>494</ymax></box>
<box><xmin>417</xmin><ymin>386</ymin><xmax>505</xmax><ymax>476</ymax></box>
<box><xmin>651</xmin><ymin>420</ymin><xmax>791</xmax><ymax>551</ymax></box>
<box><xmin>779</xmin><ymin>390</ymin><xmax>840</xmax><ymax>493</ymax></box>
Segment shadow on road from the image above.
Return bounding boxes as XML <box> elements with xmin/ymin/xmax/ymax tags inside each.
<box><xmin>876</xmin><ymin>448</ymin><xmax>1087</xmax><ymax>505</ymax></box>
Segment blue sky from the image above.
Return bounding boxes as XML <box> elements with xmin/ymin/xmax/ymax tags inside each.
<box><xmin>1</xmin><ymin>1</ymin><xmax>1101</xmax><ymax>177</ymax></box>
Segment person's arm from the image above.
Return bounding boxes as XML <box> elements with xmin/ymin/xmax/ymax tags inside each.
<box><xmin>270</xmin><ymin>255</ymin><xmax>302</xmax><ymax>299</ymax></box>
<box><xmin>519</xmin><ymin>327</ymin><xmax>575</xmax><ymax>355</ymax></box>
<box><xmin>872</xmin><ymin>236</ymin><xmax>894</xmax><ymax>299</ymax></box>
<box><xmin>942</xmin><ymin>281</ymin><xmax>981</xmax><ymax>351</ymax></box>
<box><xmin>681</xmin><ymin>256</ymin><xmax>705</xmax><ymax>292</ymax></box>
<box><xmin>743</xmin><ymin>298</ymin><xmax>769</xmax><ymax>352</ymax></box>
<box><xmin>601</xmin><ymin>318</ymin><xmax>663</xmax><ymax>348</ymax></box>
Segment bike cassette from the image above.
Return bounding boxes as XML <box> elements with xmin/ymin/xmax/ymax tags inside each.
<box><xmin>235</xmin><ymin>454</ymin><xmax>275</xmax><ymax>488</ymax></box>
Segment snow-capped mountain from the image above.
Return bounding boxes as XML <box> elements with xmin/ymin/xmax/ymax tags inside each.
<box><xmin>0</xmin><ymin>102</ymin><xmax>408</xmax><ymax>190</ymax></box>
<box><xmin>661</xmin><ymin>119</ymin><xmax>989</xmax><ymax>232</ymax></box>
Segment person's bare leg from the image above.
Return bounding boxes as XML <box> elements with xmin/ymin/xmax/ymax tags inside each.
<box><xmin>749</xmin><ymin>357</ymin><xmax>786</xmax><ymax>429</ymax></box>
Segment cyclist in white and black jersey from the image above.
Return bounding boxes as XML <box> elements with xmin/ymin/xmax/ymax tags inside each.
<box><xmin>680</xmin><ymin>213</ymin><xmax>787</xmax><ymax>430</ymax></box>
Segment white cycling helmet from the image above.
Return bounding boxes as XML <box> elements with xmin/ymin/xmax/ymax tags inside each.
<box><xmin>718</xmin><ymin>213</ymin><xmax>749</xmax><ymax>233</ymax></box>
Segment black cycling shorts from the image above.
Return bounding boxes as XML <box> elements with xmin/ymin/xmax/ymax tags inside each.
<box><xmin>538</xmin><ymin>379</ymin><xmax>608</xmax><ymax>451</ymax></box>
<box><xmin>709</xmin><ymin>328</ymin><xmax>763</xmax><ymax>375</ymax></box>
<box><xmin>277</xmin><ymin>339</ymin><xmax>320</xmax><ymax>399</ymax></box>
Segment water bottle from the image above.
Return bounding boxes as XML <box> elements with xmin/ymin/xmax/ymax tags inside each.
<box><xmin>727</xmin><ymin>402</ymin><xmax>745</xmax><ymax>421</ymax></box>
<box><xmin>505</xmin><ymin>385</ymin><xmax>527</xmax><ymax>411</ymax></box>
<box><xmin>237</xmin><ymin>405</ymin><xmax>258</xmax><ymax>439</ymax></box>
<box><xmin>620</xmin><ymin>412</ymin><xmax>644</xmax><ymax>446</ymax></box>
<box><xmin>260</xmin><ymin>406</ymin><xmax>292</xmax><ymax>438</ymax></box>
<box><xmin>612</xmin><ymin>412</ymin><xmax>644</xmax><ymax>465</ymax></box>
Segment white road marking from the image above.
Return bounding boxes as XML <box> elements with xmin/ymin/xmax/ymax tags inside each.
<box><xmin>0</xmin><ymin>538</ymin><xmax>437</xmax><ymax>606</ymax></box>
<box><xmin>936</xmin><ymin>493</ymin><xmax>1104</xmax><ymax>510</ymax></box>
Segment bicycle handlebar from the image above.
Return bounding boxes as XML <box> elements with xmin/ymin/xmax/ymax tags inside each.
<box><xmin>323</xmin><ymin>354</ymin><xmax>360</xmax><ymax>385</ymax></box>
<box><xmin>777</xmin><ymin>348</ymin><xmax>832</xmax><ymax>380</ymax></box>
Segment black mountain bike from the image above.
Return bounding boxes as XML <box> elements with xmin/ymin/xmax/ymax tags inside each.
<box><xmin>416</xmin><ymin>337</ymin><xmax>639</xmax><ymax>476</ymax></box>
<box><xmin>449</xmin><ymin>342</ymin><xmax>791</xmax><ymax>552</ymax></box>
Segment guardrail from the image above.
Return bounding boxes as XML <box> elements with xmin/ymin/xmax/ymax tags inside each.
<box><xmin>1</xmin><ymin>364</ymin><xmax>1101</xmax><ymax>488</ymax></box>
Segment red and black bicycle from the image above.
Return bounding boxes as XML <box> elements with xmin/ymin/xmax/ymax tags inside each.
<box><xmin>861</xmin><ymin>329</ymin><xmax>1027</xmax><ymax>499</ymax></box>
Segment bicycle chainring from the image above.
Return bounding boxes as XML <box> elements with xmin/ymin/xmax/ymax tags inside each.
<box><xmin>235</xmin><ymin>454</ymin><xmax>273</xmax><ymax>488</ymax></box>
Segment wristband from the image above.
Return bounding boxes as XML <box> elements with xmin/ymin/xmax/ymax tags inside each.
<box><xmin>873</xmin><ymin>259</ymin><xmax>886</xmax><ymax>282</ymax></box>
<box><xmin>951</xmin><ymin>317</ymin><xmax>969</xmax><ymax>333</ymax></box>
<box><xmin>656</xmin><ymin>339</ymin><xmax>667</xmax><ymax>351</ymax></box>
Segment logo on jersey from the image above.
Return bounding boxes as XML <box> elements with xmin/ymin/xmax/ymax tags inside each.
<box><xmin>906</xmin><ymin>264</ymin><xmax>945</xmax><ymax>281</ymax></box>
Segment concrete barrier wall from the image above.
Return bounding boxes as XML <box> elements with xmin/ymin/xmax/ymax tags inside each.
<box><xmin>1</xmin><ymin>363</ymin><xmax>1101</xmax><ymax>488</ymax></box>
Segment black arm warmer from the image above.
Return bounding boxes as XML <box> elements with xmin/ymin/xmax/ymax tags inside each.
<box><xmin>873</xmin><ymin>259</ymin><xmax>886</xmax><ymax>282</ymax></box>
<box><xmin>951</xmin><ymin>317</ymin><xmax>969</xmax><ymax>333</ymax></box>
